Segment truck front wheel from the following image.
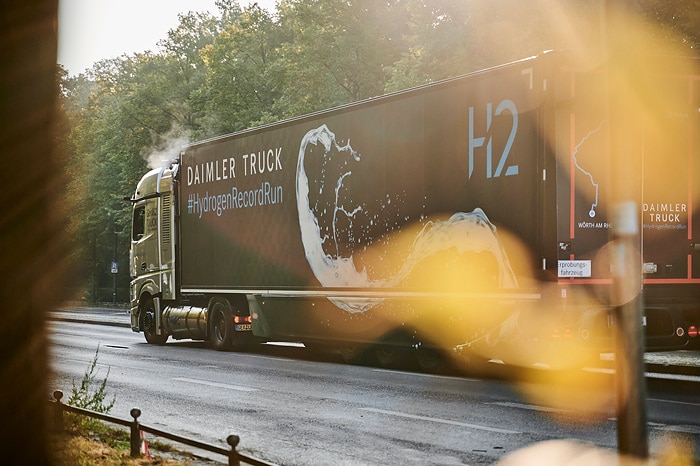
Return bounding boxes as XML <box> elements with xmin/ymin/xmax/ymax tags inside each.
<box><xmin>142</xmin><ymin>298</ymin><xmax>168</xmax><ymax>345</ymax></box>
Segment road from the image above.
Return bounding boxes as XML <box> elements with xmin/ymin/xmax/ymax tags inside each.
<box><xmin>49</xmin><ymin>317</ymin><xmax>700</xmax><ymax>465</ymax></box>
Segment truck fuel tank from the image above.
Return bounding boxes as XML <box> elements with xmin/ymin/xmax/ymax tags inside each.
<box><xmin>163</xmin><ymin>305</ymin><xmax>207</xmax><ymax>340</ymax></box>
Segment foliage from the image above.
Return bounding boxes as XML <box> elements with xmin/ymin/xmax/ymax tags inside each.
<box><xmin>51</xmin><ymin>423</ymin><xmax>198</xmax><ymax>465</ymax></box>
<box><xmin>57</xmin><ymin>0</ymin><xmax>698</xmax><ymax>301</ymax></box>
<box><xmin>67</xmin><ymin>345</ymin><xmax>116</xmax><ymax>430</ymax></box>
<box><xmin>203</xmin><ymin>3</ymin><xmax>283</xmax><ymax>132</ymax></box>
<box><xmin>275</xmin><ymin>0</ymin><xmax>405</xmax><ymax>112</ymax></box>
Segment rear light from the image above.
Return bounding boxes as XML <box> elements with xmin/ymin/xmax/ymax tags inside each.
<box><xmin>233</xmin><ymin>315</ymin><xmax>252</xmax><ymax>324</ymax></box>
<box><xmin>676</xmin><ymin>327</ymin><xmax>685</xmax><ymax>337</ymax></box>
<box><xmin>688</xmin><ymin>326</ymin><xmax>698</xmax><ymax>338</ymax></box>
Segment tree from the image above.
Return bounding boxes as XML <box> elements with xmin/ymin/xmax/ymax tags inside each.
<box><xmin>158</xmin><ymin>10</ymin><xmax>221</xmax><ymax>141</ymax></box>
<box><xmin>60</xmin><ymin>7</ymin><xmax>223</xmax><ymax>302</ymax></box>
<box><xmin>61</xmin><ymin>62</ymin><xmax>126</xmax><ymax>300</ymax></box>
<box><xmin>639</xmin><ymin>0</ymin><xmax>699</xmax><ymax>53</ymax></box>
<box><xmin>275</xmin><ymin>0</ymin><xmax>405</xmax><ymax>114</ymax></box>
<box><xmin>202</xmin><ymin>3</ymin><xmax>284</xmax><ymax>133</ymax></box>
<box><xmin>386</xmin><ymin>0</ymin><xmax>606</xmax><ymax>92</ymax></box>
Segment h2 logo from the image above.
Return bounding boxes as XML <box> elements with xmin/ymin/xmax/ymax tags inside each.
<box><xmin>468</xmin><ymin>99</ymin><xmax>519</xmax><ymax>179</ymax></box>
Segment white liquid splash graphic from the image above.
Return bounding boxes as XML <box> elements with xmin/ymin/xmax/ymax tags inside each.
<box><xmin>296</xmin><ymin>124</ymin><xmax>518</xmax><ymax>313</ymax></box>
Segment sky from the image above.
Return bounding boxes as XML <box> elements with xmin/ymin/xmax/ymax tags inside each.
<box><xmin>58</xmin><ymin>0</ymin><xmax>277</xmax><ymax>76</ymax></box>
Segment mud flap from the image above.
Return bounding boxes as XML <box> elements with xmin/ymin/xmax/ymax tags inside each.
<box><xmin>153</xmin><ymin>296</ymin><xmax>162</xmax><ymax>335</ymax></box>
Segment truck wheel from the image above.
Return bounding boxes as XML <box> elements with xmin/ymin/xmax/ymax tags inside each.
<box><xmin>339</xmin><ymin>344</ymin><xmax>368</xmax><ymax>365</ymax></box>
<box><xmin>209</xmin><ymin>299</ymin><xmax>234</xmax><ymax>351</ymax></box>
<box><xmin>375</xmin><ymin>345</ymin><xmax>407</xmax><ymax>369</ymax></box>
<box><xmin>142</xmin><ymin>298</ymin><xmax>168</xmax><ymax>345</ymax></box>
<box><xmin>415</xmin><ymin>347</ymin><xmax>444</xmax><ymax>373</ymax></box>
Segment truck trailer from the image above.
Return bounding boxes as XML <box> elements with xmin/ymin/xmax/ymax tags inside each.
<box><xmin>129</xmin><ymin>52</ymin><xmax>700</xmax><ymax>370</ymax></box>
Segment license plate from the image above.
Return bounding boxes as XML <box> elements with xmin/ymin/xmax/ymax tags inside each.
<box><xmin>235</xmin><ymin>323</ymin><xmax>252</xmax><ymax>332</ymax></box>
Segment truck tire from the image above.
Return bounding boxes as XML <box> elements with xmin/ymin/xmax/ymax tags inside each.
<box><xmin>415</xmin><ymin>347</ymin><xmax>444</xmax><ymax>373</ymax></box>
<box><xmin>339</xmin><ymin>344</ymin><xmax>368</xmax><ymax>364</ymax></box>
<box><xmin>374</xmin><ymin>345</ymin><xmax>408</xmax><ymax>369</ymax></box>
<box><xmin>374</xmin><ymin>330</ymin><xmax>411</xmax><ymax>368</ymax></box>
<box><xmin>209</xmin><ymin>299</ymin><xmax>234</xmax><ymax>351</ymax></box>
<box><xmin>142</xmin><ymin>297</ymin><xmax>168</xmax><ymax>345</ymax></box>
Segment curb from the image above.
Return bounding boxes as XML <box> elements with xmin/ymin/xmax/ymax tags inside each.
<box><xmin>49</xmin><ymin>312</ymin><xmax>131</xmax><ymax>329</ymax></box>
<box><xmin>645</xmin><ymin>363</ymin><xmax>700</xmax><ymax>378</ymax></box>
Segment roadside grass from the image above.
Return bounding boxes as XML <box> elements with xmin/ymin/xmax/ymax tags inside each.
<box><xmin>50</xmin><ymin>417</ymin><xmax>218</xmax><ymax>465</ymax></box>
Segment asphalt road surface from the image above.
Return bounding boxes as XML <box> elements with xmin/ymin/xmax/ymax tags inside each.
<box><xmin>48</xmin><ymin>317</ymin><xmax>700</xmax><ymax>465</ymax></box>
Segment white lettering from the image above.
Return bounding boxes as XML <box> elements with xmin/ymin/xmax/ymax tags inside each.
<box><xmin>250</xmin><ymin>152</ymin><xmax>257</xmax><ymax>175</ymax></box>
<box><xmin>275</xmin><ymin>147</ymin><xmax>282</xmax><ymax>170</ymax></box>
<box><xmin>205</xmin><ymin>161</ymin><xmax>214</xmax><ymax>183</ymax></box>
<box><xmin>643</xmin><ymin>203</ymin><xmax>687</xmax><ymax>213</ymax></box>
<box><xmin>186</xmin><ymin>148</ymin><xmax>280</xmax><ymax>185</ymax></box>
<box><xmin>242</xmin><ymin>147</ymin><xmax>283</xmax><ymax>177</ymax></box>
<box><xmin>242</xmin><ymin>153</ymin><xmax>249</xmax><ymax>176</ymax></box>
<box><xmin>468</xmin><ymin>100</ymin><xmax>518</xmax><ymax>179</ymax></box>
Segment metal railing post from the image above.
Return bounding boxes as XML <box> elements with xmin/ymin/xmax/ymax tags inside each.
<box><xmin>227</xmin><ymin>434</ymin><xmax>241</xmax><ymax>466</ymax></box>
<box><xmin>130</xmin><ymin>408</ymin><xmax>142</xmax><ymax>458</ymax></box>
<box><xmin>52</xmin><ymin>390</ymin><xmax>64</xmax><ymax>433</ymax></box>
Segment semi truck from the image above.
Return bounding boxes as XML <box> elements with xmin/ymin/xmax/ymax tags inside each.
<box><xmin>128</xmin><ymin>51</ymin><xmax>700</xmax><ymax>370</ymax></box>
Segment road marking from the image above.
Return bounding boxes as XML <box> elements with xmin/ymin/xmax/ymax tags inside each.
<box><xmin>371</xmin><ymin>368</ymin><xmax>437</xmax><ymax>378</ymax></box>
<box><xmin>647</xmin><ymin>421</ymin><xmax>700</xmax><ymax>434</ymax></box>
<box><xmin>585</xmin><ymin>367</ymin><xmax>700</xmax><ymax>384</ymax></box>
<box><xmin>489</xmin><ymin>401</ymin><xmax>571</xmax><ymax>415</ymax></box>
<box><xmin>648</xmin><ymin>398</ymin><xmax>700</xmax><ymax>407</ymax></box>
<box><xmin>371</xmin><ymin>368</ymin><xmax>481</xmax><ymax>382</ymax></box>
<box><xmin>173</xmin><ymin>377</ymin><xmax>258</xmax><ymax>392</ymax></box>
<box><xmin>359</xmin><ymin>407</ymin><xmax>520</xmax><ymax>434</ymax></box>
<box><xmin>245</xmin><ymin>354</ymin><xmax>300</xmax><ymax>363</ymax></box>
<box><xmin>265</xmin><ymin>341</ymin><xmax>305</xmax><ymax>348</ymax></box>
<box><xmin>604</xmin><ymin>420</ymin><xmax>700</xmax><ymax>435</ymax></box>
<box><xmin>650</xmin><ymin>424</ymin><xmax>700</xmax><ymax>434</ymax></box>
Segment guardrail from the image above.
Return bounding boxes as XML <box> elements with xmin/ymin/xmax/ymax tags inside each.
<box><xmin>50</xmin><ymin>390</ymin><xmax>275</xmax><ymax>466</ymax></box>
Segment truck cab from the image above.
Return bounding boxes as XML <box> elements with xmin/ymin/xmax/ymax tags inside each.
<box><xmin>129</xmin><ymin>164</ymin><xmax>178</xmax><ymax>341</ymax></box>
